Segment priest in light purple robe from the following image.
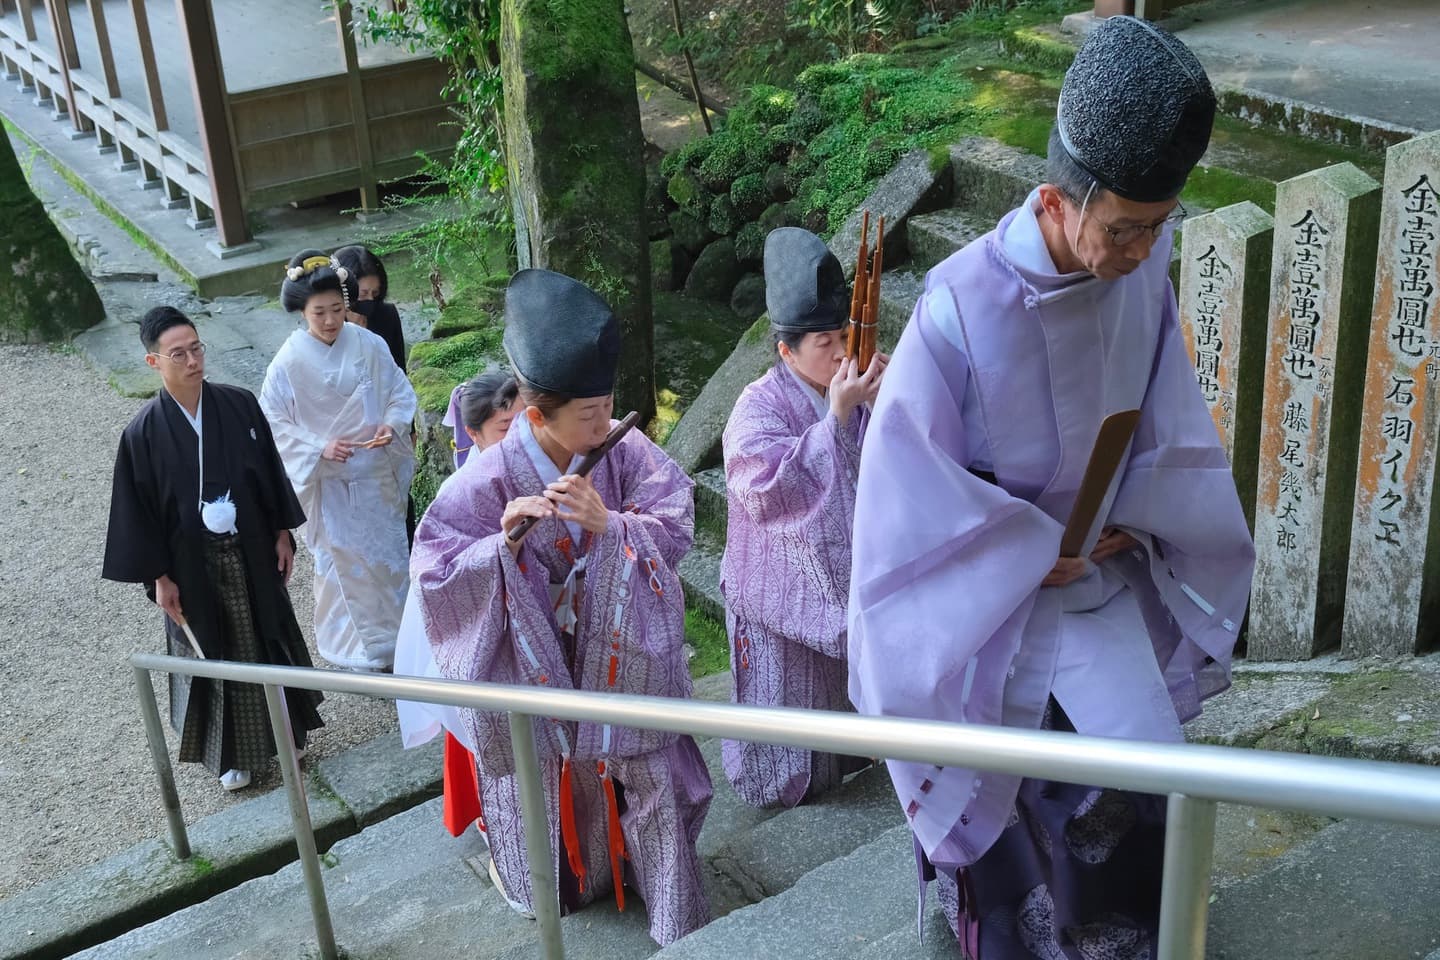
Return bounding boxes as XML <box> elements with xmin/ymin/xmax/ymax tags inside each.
<box><xmin>411</xmin><ymin>269</ymin><xmax>712</xmax><ymax>946</ymax></box>
<box><xmin>848</xmin><ymin>18</ymin><xmax>1256</xmax><ymax>958</ymax></box>
<box><xmin>721</xmin><ymin>228</ymin><xmax>887</xmax><ymax>808</ymax></box>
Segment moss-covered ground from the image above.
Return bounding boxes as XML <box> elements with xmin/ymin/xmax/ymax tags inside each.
<box><xmin>686</xmin><ymin>607</ymin><xmax>731</xmax><ymax>678</ymax></box>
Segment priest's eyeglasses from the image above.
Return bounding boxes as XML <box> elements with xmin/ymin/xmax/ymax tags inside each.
<box><xmin>151</xmin><ymin>342</ymin><xmax>207</xmax><ymax>363</ymax></box>
<box><xmin>1093</xmin><ymin>202</ymin><xmax>1188</xmax><ymax>247</ymax></box>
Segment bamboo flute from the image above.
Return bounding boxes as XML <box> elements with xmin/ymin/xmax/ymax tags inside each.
<box><xmin>847</xmin><ymin>210</ymin><xmax>871</xmax><ymax>361</ymax></box>
<box><xmin>859</xmin><ymin>216</ymin><xmax>885</xmax><ymax>373</ymax></box>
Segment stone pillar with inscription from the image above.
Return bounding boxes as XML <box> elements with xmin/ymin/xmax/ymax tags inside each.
<box><xmin>1178</xmin><ymin>201</ymin><xmax>1275</xmax><ymax>531</ymax></box>
<box><xmin>1342</xmin><ymin>132</ymin><xmax>1440</xmax><ymax>658</ymax></box>
<box><xmin>1250</xmin><ymin>163</ymin><xmax>1381</xmax><ymax>660</ymax></box>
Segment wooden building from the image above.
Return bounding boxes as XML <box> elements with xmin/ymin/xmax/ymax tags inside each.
<box><xmin>0</xmin><ymin>0</ymin><xmax>455</xmax><ymax>251</ymax></box>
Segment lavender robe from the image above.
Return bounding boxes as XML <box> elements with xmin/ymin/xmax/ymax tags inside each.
<box><xmin>849</xmin><ymin>198</ymin><xmax>1254</xmax><ymax>893</ymax></box>
<box><xmin>721</xmin><ymin>361</ymin><xmax>869</xmax><ymax>808</ymax></box>
<box><xmin>412</xmin><ymin>418</ymin><xmax>712</xmax><ymax>945</ymax></box>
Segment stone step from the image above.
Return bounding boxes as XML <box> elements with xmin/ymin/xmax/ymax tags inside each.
<box><xmin>678</xmin><ymin>534</ymin><xmax>725</xmax><ymax>624</ymax></box>
<box><xmin>652</xmin><ymin>824</ymin><xmax>917</xmax><ymax>960</ymax></box>
<box><xmin>1208</xmin><ymin>816</ymin><xmax>1440</xmax><ymax>960</ymax></box>
<box><xmin>906</xmin><ymin>208</ymin><xmax>995</xmax><ymax>272</ymax></box>
<box><xmin>693</xmin><ymin>465</ymin><xmax>728</xmax><ymax>542</ymax></box>
<box><xmin>74</xmin><ymin>720</ymin><xmax>899</xmax><ymax>959</ymax></box>
<box><xmin>877</xmin><ymin>269</ymin><xmax>927</xmax><ymax>351</ymax></box>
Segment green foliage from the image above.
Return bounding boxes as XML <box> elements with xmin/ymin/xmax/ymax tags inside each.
<box><xmin>730</xmin><ymin>172</ymin><xmax>768</xmax><ymax>221</ymax></box>
<box><xmin>408</xmin><ymin>327</ymin><xmax>507</xmax><ymax>412</ymax></box>
<box><xmin>356</xmin><ymin>0</ymin><xmax>511</xmax><ymax>266</ymax></box>
<box><xmin>708</xmin><ymin>194</ymin><xmax>740</xmax><ymax>235</ymax></box>
<box><xmin>698</xmin><ymin>138</ymin><xmax>749</xmax><ymax>190</ymax></box>
<box><xmin>685</xmin><ymin>607</ymin><xmax>731</xmax><ymax>678</ymax></box>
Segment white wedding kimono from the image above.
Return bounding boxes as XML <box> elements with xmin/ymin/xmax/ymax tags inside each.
<box><xmin>260</xmin><ymin>323</ymin><xmax>417</xmax><ymax>669</ymax></box>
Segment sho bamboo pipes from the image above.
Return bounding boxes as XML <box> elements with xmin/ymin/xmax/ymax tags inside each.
<box><xmin>847</xmin><ymin>212</ymin><xmax>884</xmax><ymax>373</ymax></box>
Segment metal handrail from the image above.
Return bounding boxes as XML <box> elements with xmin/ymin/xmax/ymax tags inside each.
<box><xmin>129</xmin><ymin>653</ymin><xmax>1440</xmax><ymax>960</ymax></box>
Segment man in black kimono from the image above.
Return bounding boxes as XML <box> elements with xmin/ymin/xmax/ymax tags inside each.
<box><xmin>104</xmin><ymin>306</ymin><xmax>324</xmax><ymax>791</ymax></box>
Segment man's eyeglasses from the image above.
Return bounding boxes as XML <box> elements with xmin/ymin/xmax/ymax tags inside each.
<box><xmin>1090</xmin><ymin>201</ymin><xmax>1187</xmax><ymax>247</ymax></box>
<box><xmin>151</xmin><ymin>343</ymin><xmax>207</xmax><ymax>363</ymax></box>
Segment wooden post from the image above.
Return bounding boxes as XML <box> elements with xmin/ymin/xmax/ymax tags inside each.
<box><xmin>667</xmin><ymin>0</ymin><xmax>710</xmax><ymax>135</ymax></box>
<box><xmin>40</xmin><ymin>0</ymin><xmax>85</xmax><ymax>129</ymax></box>
<box><xmin>334</xmin><ymin>0</ymin><xmax>379</xmax><ymax>212</ymax></box>
<box><xmin>85</xmin><ymin>0</ymin><xmax>121</xmax><ymax>98</ymax></box>
<box><xmin>130</xmin><ymin>0</ymin><xmax>168</xmax><ymax>131</ymax></box>
<box><xmin>16</xmin><ymin>0</ymin><xmax>36</xmax><ymax>42</ymax></box>
<box><xmin>174</xmin><ymin>0</ymin><xmax>251</xmax><ymax>248</ymax></box>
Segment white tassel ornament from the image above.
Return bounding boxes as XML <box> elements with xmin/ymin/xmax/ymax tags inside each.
<box><xmin>201</xmin><ymin>492</ymin><xmax>238</xmax><ymax>535</ymax></box>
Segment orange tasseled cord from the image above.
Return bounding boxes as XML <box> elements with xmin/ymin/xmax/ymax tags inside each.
<box><xmin>559</xmin><ymin>756</ymin><xmax>587</xmax><ymax>893</ymax></box>
<box><xmin>598</xmin><ymin>760</ymin><xmax>628</xmax><ymax>911</ymax></box>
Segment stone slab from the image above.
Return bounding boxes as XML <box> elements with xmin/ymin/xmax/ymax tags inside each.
<box><xmin>830</xmin><ymin>149</ymin><xmax>953</xmax><ymax>282</ymax></box>
<box><xmin>693</xmin><ymin>465</ymin><xmax>728</xmax><ymax>542</ymax></box>
<box><xmin>1250</xmin><ymin>162</ymin><xmax>1380</xmax><ymax>660</ymax></box>
<box><xmin>1251</xmin><ymin>668</ymin><xmax>1440</xmax><ymax>766</ymax></box>
<box><xmin>948</xmin><ymin>137</ymin><xmax>1046</xmax><ymax>221</ymax></box>
<box><xmin>877</xmin><ymin>269</ymin><xmax>927</xmax><ymax>350</ymax></box>
<box><xmin>72</xmin><ymin>799</ymin><xmax>535</xmax><ymax>960</ymax></box>
<box><xmin>1183</xmin><ymin>673</ymin><xmax>1336</xmax><ymax>747</ymax></box>
<box><xmin>905</xmin><ymin>208</ymin><xmax>993</xmax><ymax>272</ymax></box>
<box><xmin>1176</xmin><ymin>201</ymin><xmax>1274</xmax><ymax>531</ymax></box>
<box><xmin>678</xmin><ymin>536</ymin><xmax>726</xmax><ymax>624</ymax></box>
<box><xmin>313</xmin><ymin>730</ymin><xmax>443</xmax><ymax>828</ymax></box>
<box><xmin>708</xmin><ymin>764</ymin><xmax>903</xmax><ymax>904</ymax></box>
<box><xmin>0</xmin><ymin>773</ymin><xmax>353</xmax><ymax>960</ymax></box>
<box><xmin>663</xmin><ymin>316</ymin><xmax>771</xmax><ymax>474</ymax></box>
<box><xmin>1343</xmin><ymin>130</ymin><xmax>1440</xmax><ymax>658</ymax></box>
<box><xmin>690</xmin><ymin>670</ymin><xmax>732</xmax><ymax>704</ymax></box>
<box><xmin>1208</xmin><ymin>818</ymin><xmax>1440</xmax><ymax>960</ymax></box>
<box><xmin>652</xmin><ymin>824</ymin><xmax>916</xmax><ymax>960</ymax></box>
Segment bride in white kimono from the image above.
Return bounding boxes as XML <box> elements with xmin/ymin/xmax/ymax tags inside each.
<box><xmin>260</xmin><ymin>250</ymin><xmax>417</xmax><ymax>671</ymax></box>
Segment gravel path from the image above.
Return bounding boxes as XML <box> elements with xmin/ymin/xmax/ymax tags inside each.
<box><xmin>0</xmin><ymin>343</ymin><xmax>399</xmax><ymax>902</ymax></box>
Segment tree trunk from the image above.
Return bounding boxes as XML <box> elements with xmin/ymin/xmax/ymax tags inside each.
<box><xmin>0</xmin><ymin>128</ymin><xmax>104</xmax><ymax>343</ymax></box>
<box><xmin>499</xmin><ymin>0</ymin><xmax>656</xmax><ymax>424</ymax></box>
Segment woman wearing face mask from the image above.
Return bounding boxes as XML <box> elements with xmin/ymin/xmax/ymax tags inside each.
<box><xmin>719</xmin><ymin>227</ymin><xmax>888</xmax><ymax>810</ymax></box>
<box><xmin>394</xmin><ymin>371</ymin><xmax>518</xmax><ymax>839</ymax></box>
<box><xmin>259</xmin><ymin>249</ymin><xmax>417</xmax><ymax>672</ymax></box>
<box><xmin>333</xmin><ymin>244</ymin><xmax>406</xmax><ymax>372</ymax></box>
<box><xmin>411</xmin><ymin>269</ymin><xmax>711</xmax><ymax>944</ymax></box>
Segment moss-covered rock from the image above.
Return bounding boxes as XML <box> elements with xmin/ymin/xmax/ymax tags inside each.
<box><xmin>730</xmin><ymin>172</ymin><xmax>767</xmax><ymax>222</ymax></box>
<box><xmin>1</xmin><ymin>128</ymin><xmax>105</xmax><ymax>342</ymax></box>
<box><xmin>707</xmin><ymin>194</ymin><xmax>739</xmax><ymax>236</ymax></box>
<box><xmin>684</xmin><ymin>237</ymin><xmax>742</xmax><ymax>302</ymax></box>
<box><xmin>669</xmin><ymin>209</ymin><xmax>715</xmax><ymax>256</ymax></box>
<box><xmin>698</xmin><ymin>138</ymin><xmax>748</xmax><ymax>191</ymax></box>
<box><xmin>729</xmin><ymin>273</ymin><xmax>766</xmax><ymax>321</ymax></box>
<box><xmin>667</xmin><ymin>169</ymin><xmax>706</xmax><ymax>214</ymax></box>
<box><xmin>759</xmin><ymin>201</ymin><xmax>798</xmax><ymax>234</ymax></box>
<box><xmin>734</xmin><ymin>221</ymin><xmax>766</xmax><ymax>267</ymax></box>
<box><xmin>407</xmin><ymin>327</ymin><xmax>507</xmax><ymax>413</ymax></box>
<box><xmin>764</xmin><ymin>163</ymin><xmax>793</xmax><ymax>203</ymax></box>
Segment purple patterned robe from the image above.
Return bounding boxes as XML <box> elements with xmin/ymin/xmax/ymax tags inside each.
<box><xmin>849</xmin><ymin>195</ymin><xmax>1255</xmax><ymax>956</ymax></box>
<box><xmin>412</xmin><ymin>419</ymin><xmax>712</xmax><ymax>945</ymax></box>
<box><xmin>720</xmin><ymin>361</ymin><xmax>869</xmax><ymax>808</ymax></box>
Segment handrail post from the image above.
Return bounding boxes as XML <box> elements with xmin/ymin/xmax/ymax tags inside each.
<box><xmin>1157</xmin><ymin>792</ymin><xmax>1217</xmax><ymax>960</ymax></box>
<box><xmin>510</xmin><ymin>712</ymin><xmax>564</xmax><ymax>959</ymax></box>
<box><xmin>131</xmin><ymin>666</ymin><xmax>191</xmax><ymax>859</ymax></box>
<box><xmin>263</xmin><ymin>683</ymin><xmax>338</xmax><ymax>960</ymax></box>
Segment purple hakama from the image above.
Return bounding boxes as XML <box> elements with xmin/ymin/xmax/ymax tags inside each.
<box><xmin>720</xmin><ymin>361</ymin><xmax>870</xmax><ymax>808</ymax></box>
<box><xmin>412</xmin><ymin>416</ymin><xmax>713</xmax><ymax>945</ymax></box>
<box><xmin>849</xmin><ymin>194</ymin><xmax>1256</xmax><ymax>958</ymax></box>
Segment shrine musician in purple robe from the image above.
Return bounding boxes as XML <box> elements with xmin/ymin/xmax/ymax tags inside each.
<box><xmin>720</xmin><ymin>227</ymin><xmax>888</xmax><ymax>809</ymax></box>
<box><xmin>848</xmin><ymin>18</ymin><xmax>1256</xmax><ymax>959</ymax></box>
<box><xmin>411</xmin><ymin>269</ymin><xmax>713</xmax><ymax>945</ymax></box>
